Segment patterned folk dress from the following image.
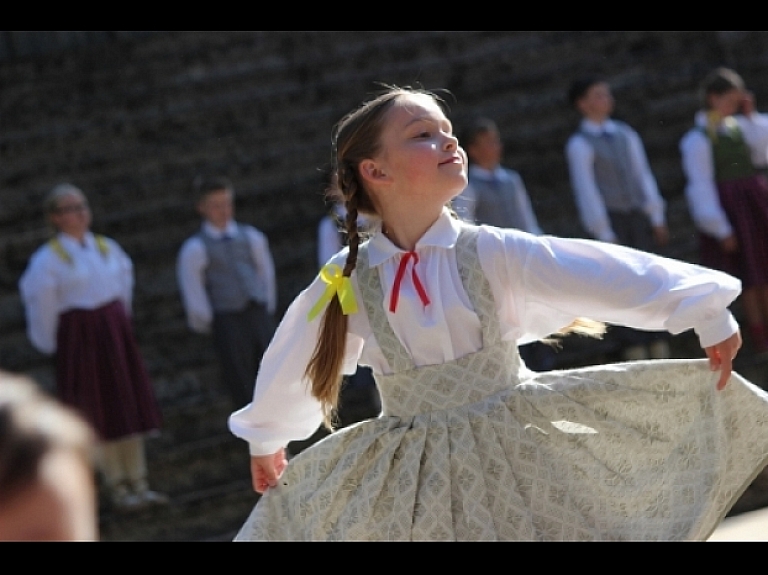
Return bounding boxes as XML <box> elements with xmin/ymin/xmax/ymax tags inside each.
<box><xmin>234</xmin><ymin>227</ymin><xmax>768</xmax><ymax>541</ymax></box>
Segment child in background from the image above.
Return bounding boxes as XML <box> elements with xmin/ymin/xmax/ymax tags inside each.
<box><xmin>453</xmin><ymin>116</ymin><xmax>542</xmax><ymax>235</ymax></box>
<box><xmin>177</xmin><ymin>176</ymin><xmax>277</xmax><ymax>409</ymax></box>
<box><xmin>454</xmin><ymin>116</ymin><xmax>553</xmax><ymax>370</ymax></box>
<box><xmin>18</xmin><ymin>184</ymin><xmax>165</xmax><ymax>511</ymax></box>
<box><xmin>0</xmin><ymin>371</ymin><xmax>98</xmax><ymax>541</ymax></box>
<box><xmin>680</xmin><ymin>67</ymin><xmax>768</xmax><ymax>354</ymax></box>
<box><xmin>565</xmin><ymin>76</ymin><xmax>671</xmax><ymax>361</ymax></box>
<box><xmin>229</xmin><ymin>87</ymin><xmax>768</xmax><ymax>541</ymax></box>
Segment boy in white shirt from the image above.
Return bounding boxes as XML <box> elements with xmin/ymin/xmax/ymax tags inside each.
<box><xmin>565</xmin><ymin>76</ymin><xmax>671</xmax><ymax>361</ymax></box>
<box><xmin>177</xmin><ymin>176</ymin><xmax>277</xmax><ymax>408</ymax></box>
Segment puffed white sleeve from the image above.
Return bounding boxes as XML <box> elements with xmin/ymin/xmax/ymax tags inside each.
<box><xmin>480</xmin><ymin>228</ymin><xmax>741</xmax><ymax>349</ymax></box>
<box><xmin>680</xmin><ymin>130</ymin><xmax>733</xmax><ymax>240</ymax></box>
<box><xmin>228</xmin><ymin>253</ymin><xmax>365</xmax><ymax>456</ymax></box>
<box><xmin>18</xmin><ymin>249</ymin><xmax>59</xmax><ymax>355</ymax></box>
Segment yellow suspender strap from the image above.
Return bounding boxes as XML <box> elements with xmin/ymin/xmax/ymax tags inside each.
<box><xmin>49</xmin><ymin>237</ymin><xmax>72</xmax><ymax>264</ymax></box>
<box><xmin>49</xmin><ymin>235</ymin><xmax>109</xmax><ymax>264</ymax></box>
<box><xmin>95</xmin><ymin>235</ymin><xmax>109</xmax><ymax>257</ymax></box>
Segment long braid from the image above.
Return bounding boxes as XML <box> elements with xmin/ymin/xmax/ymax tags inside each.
<box><xmin>305</xmin><ymin>164</ymin><xmax>364</xmax><ymax>429</ymax></box>
<box><xmin>305</xmin><ymin>87</ymin><xmax>411</xmax><ymax>428</ymax></box>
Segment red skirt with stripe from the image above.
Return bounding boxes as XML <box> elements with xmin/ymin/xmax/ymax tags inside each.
<box><xmin>698</xmin><ymin>174</ymin><xmax>768</xmax><ymax>288</ymax></box>
<box><xmin>55</xmin><ymin>300</ymin><xmax>162</xmax><ymax>441</ymax></box>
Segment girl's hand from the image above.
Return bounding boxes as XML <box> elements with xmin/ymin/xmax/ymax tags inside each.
<box><xmin>704</xmin><ymin>331</ymin><xmax>742</xmax><ymax>391</ymax></box>
<box><xmin>250</xmin><ymin>448</ymin><xmax>288</xmax><ymax>494</ymax></box>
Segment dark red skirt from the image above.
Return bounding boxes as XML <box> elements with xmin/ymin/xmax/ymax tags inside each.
<box><xmin>55</xmin><ymin>300</ymin><xmax>162</xmax><ymax>441</ymax></box>
<box><xmin>699</xmin><ymin>174</ymin><xmax>768</xmax><ymax>288</ymax></box>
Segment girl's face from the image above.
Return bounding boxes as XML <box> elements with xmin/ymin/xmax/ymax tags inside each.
<box><xmin>49</xmin><ymin>192</ymin><xmax>91</xmax><ymax>239</ymax></box>
<box><xmin>707</xmin><ymin>88</ymin><xmax>744</xmax><ymax>118</ymax></box>
<box><xmin>367</xmin><ymin>94</ymin><xmax>467</xmax><ymax>208</ymax></box>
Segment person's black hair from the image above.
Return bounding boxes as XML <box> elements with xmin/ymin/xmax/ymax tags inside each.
<box><xmin>568</xmin><ymin>76</ymin><xmax>607</xmax><ymax>108</ymax></box>
<box><xmin>192</xmin><ymin>175</ymin><xmax>234</xmax><ymax>201</ymax></box>
<box><xmin>460</xmin><ymin>117</ymin><xmax>499</xmax><ymax>150</ymax></box>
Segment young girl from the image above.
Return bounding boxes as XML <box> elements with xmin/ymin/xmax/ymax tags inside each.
<box><xmin>229</xmin><ymin>87</ymin><xmax>768</xmax><ymax>541</ymax></box>
<box><xmin>19</xmin><ymin>184</ymin><xmax>166</xmax><ymax>511</ymax></box>
<box><xmin>0</xmin><ymin>371</ymin><xmax>98</xmax><ymax>541</ymax></box>
<box><xmin>680</xmin><ymin>67</ymin><xmax>768</xmax><ymax>354</ymax></box>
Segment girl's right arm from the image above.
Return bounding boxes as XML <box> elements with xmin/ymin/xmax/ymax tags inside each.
<box><xmin>228</xmin><ymin>250</ymin><xmax>365</xmax><ymax>459</ymax></box>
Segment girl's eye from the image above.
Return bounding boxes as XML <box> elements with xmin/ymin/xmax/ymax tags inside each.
<box><xmin>415</xmin><ymin>132</ymin><xmax>431</xmax><ymax>138</ymax></box>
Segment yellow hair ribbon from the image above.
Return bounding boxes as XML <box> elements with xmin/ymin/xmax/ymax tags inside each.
<box><xmin>307</xmin><ymin>263</ymin><xmax>358</xmax><ymax>322</ymax></box>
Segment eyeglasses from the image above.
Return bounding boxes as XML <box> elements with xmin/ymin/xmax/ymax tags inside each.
<box><xmin>54</xmin><ymin>203</ymin><xmax>89</xmax><ymax>214</ymax></box>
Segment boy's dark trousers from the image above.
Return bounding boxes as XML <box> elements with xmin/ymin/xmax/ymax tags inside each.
<box><xmin>212</xmin><ymin>301</ymin><xmax>275</xmax><ymax>408</ymax></box>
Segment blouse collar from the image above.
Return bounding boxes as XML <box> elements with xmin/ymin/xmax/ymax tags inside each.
<box><xmin>367</xmin><ymin>208</ymin><xmax>462</xmax><ymax>267</ymax></box>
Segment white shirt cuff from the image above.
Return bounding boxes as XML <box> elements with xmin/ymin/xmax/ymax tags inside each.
<box><xmin>694</xmin><ymin>311</ymin><xmax>740</xmax><ymax>348</ymax></box>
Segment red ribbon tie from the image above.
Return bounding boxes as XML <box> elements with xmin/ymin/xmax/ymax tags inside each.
<box><xmin>389</xmin><ymin>251</ymin><xmax>431</xmax><ymax>313</ymax></box>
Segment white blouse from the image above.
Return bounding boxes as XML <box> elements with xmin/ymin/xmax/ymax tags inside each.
<box><xmin>19</xmin><ymin>231</ymin><xmax>134</xmax><ymax>355</ymax></box>
<box><xmin>229</xmin><ymin>210</ymin><xmax>741</xmax><ymax>456</ymax></box>
<box><xmin>680</xmin><ymin>110</ymin><xmax>768</xmax><ymax>240</ymax></box>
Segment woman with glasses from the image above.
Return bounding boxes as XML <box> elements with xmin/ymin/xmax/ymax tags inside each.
<box><xmin>19</xmin><ymin>183</ymin><xmax>166</xmax><ymax>512</ymax></box>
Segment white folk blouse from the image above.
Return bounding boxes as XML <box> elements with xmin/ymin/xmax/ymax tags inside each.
<box><xmin>19</xmin><ymin>231</ymin><xmax>134</xmax><ymax>355</ymax></box>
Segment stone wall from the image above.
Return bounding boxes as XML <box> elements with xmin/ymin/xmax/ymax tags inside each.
<box><xmin>2</xmin><ymin>31</ymin><xmax>768</xmax><ymax>540</ymax></box>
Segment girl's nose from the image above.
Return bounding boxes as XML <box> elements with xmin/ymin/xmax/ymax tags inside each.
<box><xmin>443</xmin><ymin>134</ymin><xmax>458</xmax><ymax>151</ymax></box>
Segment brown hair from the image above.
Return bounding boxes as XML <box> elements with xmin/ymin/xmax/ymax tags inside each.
<box><xmin>701</xmin><ymin>67</ymin><xmax>746</xmax><ymax>109</ymax></box>
<box><xmin>0</xmin><ymin>372</ymin><xmax>96</xmax><ymax>505</ymax></box>
<box><xmin>192</xmin><ymin>175</ymin><xmax>235</xmax><ymax>203</ymax></box>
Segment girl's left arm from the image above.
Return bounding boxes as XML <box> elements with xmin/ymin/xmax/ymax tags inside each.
<box><xmin>483</xmin><ymin>229</ymin><xmax>741</xmax><ymax>351</ymax></box>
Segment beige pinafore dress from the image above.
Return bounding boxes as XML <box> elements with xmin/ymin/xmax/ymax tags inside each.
<box><xmin>235</xmin><ymin>225</ymin><xmax>768</xmax><ymax>541</ymax></box>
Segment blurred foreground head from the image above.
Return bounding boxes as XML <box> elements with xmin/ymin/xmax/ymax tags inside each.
<box><xmin>0</xmin><ymin>372</ymin><xmax>98</xmax><ymax>541</ymax></box>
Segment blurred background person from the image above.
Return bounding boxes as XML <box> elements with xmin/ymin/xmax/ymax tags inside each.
<box><xmin>18</xmin><ymin>184</ymin><xmax>166</xmax><ymax>511</ymax></box>
<box><xmin>680</xmin><ymin>67</ymin><xmax>768</xmax><ymax>355</ymax></box>
<box><xmin>0</xmin><ymin>370</ymin><xmax>98</xmax><ymax>541</ymax></box>
<box><xmin>565</xmin><ymin>76</ymin><xmax>671</xmax><ymax>362</ymax></box>
<box><xmin>177</xmin><ymin>175</ymin><xmax>277</xmax><ymax>410</ymax></box>
<box><xmin>454</xmin><ymin>117</ymin><xmax>554</xmax><ymax>371</ymax></box>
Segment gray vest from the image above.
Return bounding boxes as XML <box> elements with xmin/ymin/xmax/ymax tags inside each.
<box><xmin>469</xmin><ymin>172</ymin><xmax>530</xmax><ymax>231</ymax></box>
<box><xmin>578</xmin><ymin>122</ymin><xmax>646</xmax><ymax>212</ymax></box>
<box><xmin>199</xmin><ymin>225</ymin><xmax>264</xmax><ymax>313</ymax></box>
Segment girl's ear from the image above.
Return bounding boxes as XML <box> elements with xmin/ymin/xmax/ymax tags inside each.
<box><xmin>359</xmin><ymin>159</ymin><xmax>390</xmax><ymax>185</ymax></box>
